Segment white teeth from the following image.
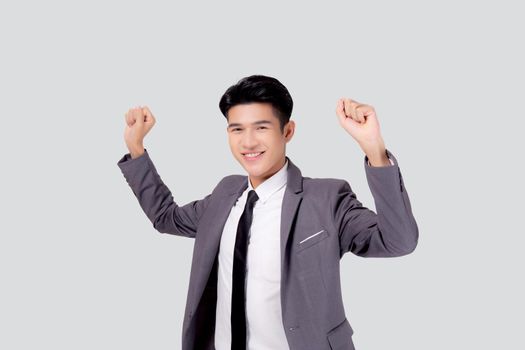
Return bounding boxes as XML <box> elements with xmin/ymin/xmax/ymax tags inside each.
<box><xmin>245</xmin><ymin>152</ymin><xmax>262</xmax><ymax>157</ymax></box>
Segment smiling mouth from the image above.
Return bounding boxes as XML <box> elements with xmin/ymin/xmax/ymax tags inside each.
<box><xmin>242</xmin><ymin>151</ymin><xmax>265</xmax><ymax>160</ymax></box>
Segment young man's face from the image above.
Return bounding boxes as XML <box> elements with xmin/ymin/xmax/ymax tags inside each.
<box><xmin>226</xmin><ymin>102</ymin><xmax>295</xmax><ymax>189</ymax></box>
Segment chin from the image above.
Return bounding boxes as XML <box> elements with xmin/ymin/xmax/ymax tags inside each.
<box><xmin>243</xmin><ymin>163</ymin><xmax>268</xmax><ymax>176</ymax></box>
<box><xmin>244</xmin><ymin>165</ymin><xmax>264</xmax><ymax>176</ymax></box>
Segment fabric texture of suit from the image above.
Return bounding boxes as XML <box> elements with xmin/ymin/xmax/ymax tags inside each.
<box><xmin>117</xmin><ymin>148</ymin><xmax>419</xmax><ymax>350</ymax></box>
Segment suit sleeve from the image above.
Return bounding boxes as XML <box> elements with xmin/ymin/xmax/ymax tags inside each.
<box><xmin>117</xmin><ymin>148</ymin><xmax>212</xmax><ymax>238</ymax></box>
<box><xmin>333</xmin><ymin>149</ymin><xmax>419</xmax><ymax>257</ymax></box>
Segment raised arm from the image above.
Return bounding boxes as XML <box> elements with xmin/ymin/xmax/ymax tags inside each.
<box><xmin>117</xmin><ymin>149</ymin><xmax>212</xmax><ymax>237</ymax></box>
<box><xmin>333</xmin><ymin>98</ymin><xmax>419</xmax><ymax>257</ymax></box>
<box><xmin>333</xmin><ymin>149</ymin><xmax>418</xmax><ymax>257</ymax></box>
<box><xmin>118</xmin><ymin>106</ymin><xmax>212</xmax><ymax>238</ymax></box>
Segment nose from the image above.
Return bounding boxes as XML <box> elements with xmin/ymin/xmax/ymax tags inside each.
<box><xmin>241</xmin><ymin>129</ymin><xmax>259</xmax><ymax>149</ymax></box>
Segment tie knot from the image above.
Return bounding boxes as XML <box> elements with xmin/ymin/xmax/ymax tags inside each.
<box><xmin>247</xmin><ymin>189</ymin><xmax>259</xmax><ymax>206</ymax></box>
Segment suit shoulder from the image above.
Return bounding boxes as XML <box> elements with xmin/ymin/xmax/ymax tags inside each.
<box><xmin>213</xmin><ymin>174</ymin><xmax>245</xmax><ymax>193</ymax></box>
<box><xmin>302</xmin><ymin>176</ymin><xmax>349</xmax><ymax>194</ymax></box>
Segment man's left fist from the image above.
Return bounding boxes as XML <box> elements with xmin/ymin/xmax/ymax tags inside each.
<box><xmin>335</xmin><ymin>97</ymin><xmax>385</xmax><ymax>150</ymax></box>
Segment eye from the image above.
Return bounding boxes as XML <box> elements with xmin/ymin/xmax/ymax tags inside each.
<box><xmin>257</xmin><ymin>126</ymin><xmax>267</xmax><ymax>130</ymax></box>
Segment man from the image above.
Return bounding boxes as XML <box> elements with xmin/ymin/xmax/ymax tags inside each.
<box><xmin>117</xmin><ymin>75</ymin><xmax>418</xmax><ymax>350</ymax></box>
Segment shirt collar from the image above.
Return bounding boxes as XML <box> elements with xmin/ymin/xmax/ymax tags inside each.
<box><xmin>247</xmin><ymin>159</ymin><xmax>288</xmax><ymax>204</ymax></box>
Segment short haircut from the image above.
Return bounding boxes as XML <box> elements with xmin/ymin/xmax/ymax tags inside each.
<box><xmin>219</xmin><ymin>74</ymin><xmax>294</xmax><ymax>133</ymax></box>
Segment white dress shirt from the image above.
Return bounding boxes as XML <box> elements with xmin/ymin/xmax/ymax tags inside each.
<box><xmin>215</xmin><ymin>159</ymin><xmax>290</xmax><ymax>350</ymax></box>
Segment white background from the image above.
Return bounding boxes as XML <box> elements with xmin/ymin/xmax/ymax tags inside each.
<box><xmin>1</xmin><ymin>0</ymin><xmax>523</xmax><ymax>349</ymax></box>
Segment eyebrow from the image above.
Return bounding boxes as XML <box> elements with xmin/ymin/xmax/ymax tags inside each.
<box><xmin>227</xmin><ymin>120</ymin><xmax>273</xmax><ymax>129</ymax></box>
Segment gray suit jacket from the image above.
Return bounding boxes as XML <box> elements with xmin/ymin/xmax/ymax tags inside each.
<box><xmin>117</xmin><ymin>148</ymin><xmax>418</xmax><ymax>350</ymax></box>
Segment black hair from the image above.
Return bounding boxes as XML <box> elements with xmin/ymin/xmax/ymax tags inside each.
<box><xmin>219</xmin><ymin>74</ymin><xmax>293</xmax><ymax>133</ymax></box>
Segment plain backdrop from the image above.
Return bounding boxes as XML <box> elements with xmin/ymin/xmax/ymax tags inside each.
<box><xmin>1</xmin><ymin>1</ymin><xmax>523</xmax><ymax>349</ymax></box>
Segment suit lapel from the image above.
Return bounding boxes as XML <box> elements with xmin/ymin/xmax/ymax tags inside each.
<box><xmin>279</xmin><ymin>156</ymin><xmax>303</xmax><ymax>308</ymax></box>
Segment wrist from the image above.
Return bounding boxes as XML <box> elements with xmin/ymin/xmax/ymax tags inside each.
<box><xmin>363</xmin><ymin>144</ymin><xmax>389</xmax><ymax>166</ymax></box>
<box><xmin>129</xmin><ymin>145</ymin><xmax>145</xmax><ymax>159</ymax></box>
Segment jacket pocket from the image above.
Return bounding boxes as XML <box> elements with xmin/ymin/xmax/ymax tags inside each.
<box><xmin>327</xmin><ymin>318</ymin><xmax>355</xmax><ymax>350</ymax></box>
<box><xmin>297</xmin><ymin>229</ymin><xmax>329</xmax><ymax>253</ymax></box>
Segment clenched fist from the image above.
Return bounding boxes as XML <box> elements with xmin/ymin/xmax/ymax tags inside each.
<box><xmin>124</xmin><ymin>105</ymin><xmax>156</xmax><ymax>159</ymax></box>
<box><xmin>336</xmin><ymin>98</ymin><xmax>390</xmax><ymax>166</ymax></box>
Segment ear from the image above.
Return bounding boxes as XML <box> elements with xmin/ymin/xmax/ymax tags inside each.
<box><xmin>284</xmin><ymin>120</ymin><xmax>295</xmax><ymax>141</ymax></box>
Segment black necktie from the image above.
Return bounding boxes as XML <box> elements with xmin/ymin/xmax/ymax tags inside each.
<box><xmin>231</xmin><ymin>189</ymin><xmax>259</xmax><ymax>350</ymax></box>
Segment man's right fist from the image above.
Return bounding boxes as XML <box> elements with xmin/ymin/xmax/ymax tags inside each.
<box><xmin>124</xmin><ymin>105</ymin><xmax>156</xmax><ymax>158</ymax></box>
